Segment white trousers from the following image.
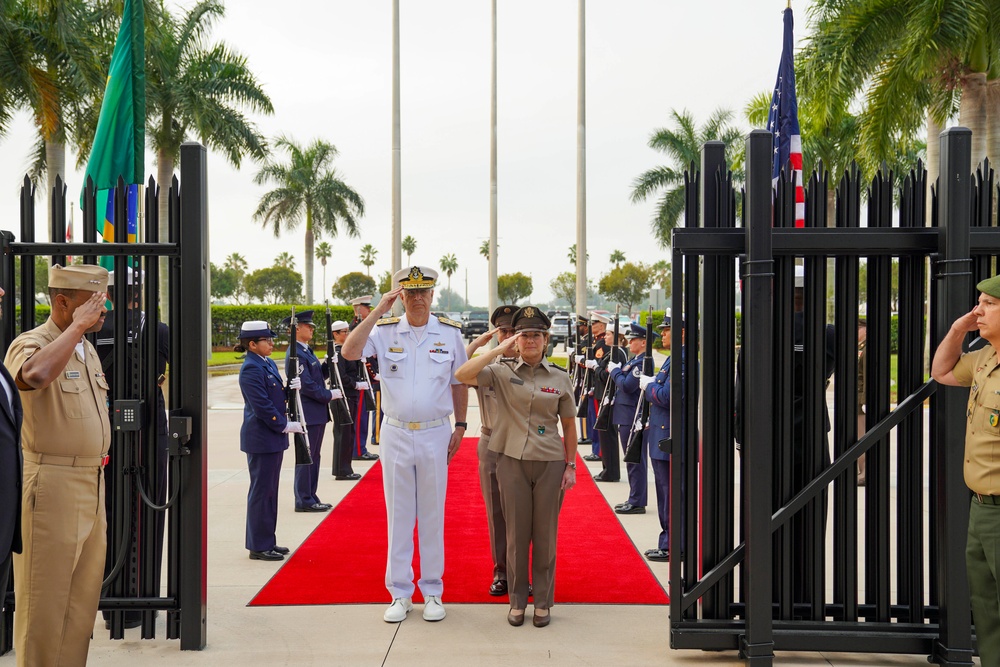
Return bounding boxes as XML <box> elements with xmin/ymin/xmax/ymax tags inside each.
<box><xmin>381</xmin><ymin>422</ymin><xmax>450</xmax><ymax>599</ymax></box>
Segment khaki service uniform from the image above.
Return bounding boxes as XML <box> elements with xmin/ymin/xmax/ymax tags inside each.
<box><xmin>474</xmin><ymin>358</ymin><xmax>509</xmax><ymax>588</ymax></box>
<box><xmin>6</xmin><ymin>317</ymin><xmax>111</xmax><ymax>666</ymax></box>
<box><xmin>952</xmin><ymin>344</ymin><xmax>1000</xmax><ymax>665</ymax></box>
<box><xmin>481</xmin><ymin>357</ymin><xmax>576</xmax><ymax>611</ymax></box>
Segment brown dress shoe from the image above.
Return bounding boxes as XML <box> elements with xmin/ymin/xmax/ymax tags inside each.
<box><xmin>507</xmin><ymin>609</ymin><xmax>525</xmax><ymax>626</ymax></box>
<box><xmin>532</xmin><ymin>609</ymin><xmax>550</xmax><ymax>627</ymax></box>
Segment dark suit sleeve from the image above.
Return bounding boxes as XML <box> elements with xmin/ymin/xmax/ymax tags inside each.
<box><xmin>299</xmin><ymin>357</ymin><xmax>331</xmax><ymax>404</ymax></box>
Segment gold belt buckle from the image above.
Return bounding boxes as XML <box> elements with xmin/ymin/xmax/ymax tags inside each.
<box><xmin>407</xmin><ymin>422</ymin><xmax>420</xmax><ymax>430</ymax></box>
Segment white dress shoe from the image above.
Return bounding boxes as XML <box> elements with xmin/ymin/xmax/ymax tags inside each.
<box><xmin>383</xmin><ymin>597</ymin><xmax>413</xmax><ymax>623</ymax></box>
<box><xmin>422</xmin><ymin>595</ymin><xmax>446</xmax><ymax>622</ymax></box>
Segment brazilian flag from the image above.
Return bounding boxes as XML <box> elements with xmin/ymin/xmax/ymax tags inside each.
<box><xmin>80</xmin><ymin>0</ymin><xmax>145</xmax><ymax>265</ymax></box>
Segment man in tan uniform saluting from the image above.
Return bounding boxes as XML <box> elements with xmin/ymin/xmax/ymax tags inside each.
<box><xmin>6</xmin><ymin>264</ymin><xmax>111</xmax><ymax>666</ymax></box>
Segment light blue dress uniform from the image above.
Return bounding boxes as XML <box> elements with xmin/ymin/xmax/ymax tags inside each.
<box><xmin>362</xmin><ymin>314</ymin><xmax>468</xmax><ymax>600</ymax></box>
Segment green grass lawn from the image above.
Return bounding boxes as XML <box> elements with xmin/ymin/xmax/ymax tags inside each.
<box><xmin>208</xmin><ymin>349</ymin><xmax>332</xmax><ymax>367</ymax></box>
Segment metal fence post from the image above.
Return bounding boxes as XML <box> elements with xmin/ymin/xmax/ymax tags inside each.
<box><xmin>177</xmin><ymin>142</ymin><xmax>208</xmax><ymax>650</ymax></box>
<box><xmin>741</xmin><ymin>129</ymin><xmax>775</xmax><ymax>664</ymax></box>
<box><xmin>932</xmin><ymin>126</ymin><xmax>975</xmax><ymax>666</ymax></box>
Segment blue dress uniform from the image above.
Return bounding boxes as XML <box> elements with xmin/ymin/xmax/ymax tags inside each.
<box><xmin>333</xmin><ymin>340</ymin><xmax>363</xmax><ymax>479</ymax></box>
<box><xmin>282</xmin><ymin>311</ymin><xmax>335</xmax><ymax>510</ymax></box>
<box><xmin>594</xmin><ymin>343</ymin><xmax>628</xmax><ymax>482</ymax></box>
<box><xmin>645</xmin><ymin>351</ymin><xmax>686</xmax><ymax>557</ymax></box>
<box><xmin>238</xmin><ymin>327</ymin><xmax>290</xmax><ymax>556</ymax></box>
<box><xmin>609</xmin><ymin>347</ymin><xmax>646</xmax><ymax>507</ymax></box>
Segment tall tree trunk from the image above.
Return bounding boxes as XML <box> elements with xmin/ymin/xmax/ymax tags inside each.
<box><xmin>304</xmin><ymin>210</ymin><xmax>314</xmax><ymax>304</ymax></box>
<box><xmin>45</xmin><ymin>140</ymin><xmax>65</xmax><ymax>236</ymax></box>
<box><xmin>986</xmin><ymin>77</ymin><xmax>1000</xmax><ymax>174</ymax></box>
<box><xmin>157</xmin><ymin>149</ymin><xmax>174</xmax><ymax>325</ymax></box>
<box><xmin>959</xmin><ymin>72</ymin><xmax>988</xmax><ymax>168</ymax></box>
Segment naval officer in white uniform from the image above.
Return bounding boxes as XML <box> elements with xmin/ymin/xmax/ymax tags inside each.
<box><xmin>342</xmin><ymin>265</ymin><xmax>469</xmax><ymax>624</ymax></box>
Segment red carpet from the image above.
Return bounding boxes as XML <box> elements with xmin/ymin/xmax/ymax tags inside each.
<box><xmin>249</xmin><ymin>438</ymin><xmax>668</xmax><ymax>606</ymax></box>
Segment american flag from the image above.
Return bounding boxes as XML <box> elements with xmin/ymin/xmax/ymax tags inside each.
<box><xmin>766</xmin><ymin>7</ymin><xmax>804</xmax><ymax>227</ymax></box>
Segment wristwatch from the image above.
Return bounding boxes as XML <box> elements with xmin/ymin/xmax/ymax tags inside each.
<box><xmin>454</xmin><ymin>421</ymin><xmax>468</xmax><ymax>429</ymax></box>
<box><xmin>566</xmin><ymin>461</ymin><xmax>577</xmax><ymax>469</ymax></box>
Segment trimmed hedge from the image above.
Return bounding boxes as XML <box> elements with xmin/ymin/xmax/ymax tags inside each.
<box><xmin>211</xmin><ymin>304</ymin><xmax>355</xmax><ymax>348</ymax></box>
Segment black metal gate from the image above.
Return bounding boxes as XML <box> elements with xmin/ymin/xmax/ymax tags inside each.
<box><xmin>668</xmin><ymin>128</ymin><xmax>998</xmax><ymax>665</ymax></box>
<box><xmin>0</xmin><ymin>142</ymin><xmax>209</xmax><ymax>652</ymax></box>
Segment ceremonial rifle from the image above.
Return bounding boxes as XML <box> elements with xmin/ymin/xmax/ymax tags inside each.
<box><xmin>286</xmin><ymin>307</ymin><xmax>313</xmax><ymax>465</ymax></box>
<box><xmin>358</xmin><ymin>355</ymin><xmax>378</xmax><ymax>411</ymax></box>
<box><xmin>623</xmin><ymin>306</ymin><xmax>654</xmax><ymax>464</ymax></box>
<box><xmin>324</xmin><ymin>301</ymin><xmax>354</xmax><ymax>425</ymax></box>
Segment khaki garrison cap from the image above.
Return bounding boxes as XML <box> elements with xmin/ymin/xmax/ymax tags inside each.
<box><xmin>49</xmin><ymin>264</ymin><xmax>109</xmax><ymax>292</ymax></box>
<box><xmin>394</xmin><ymin>265</ymin><xmax>438</xmax><ymax>290</ymax></box>
<box><xmin>978</xmin><ymin>275</ymin><xmax>1000</xmax><ymax>299</ymax></box>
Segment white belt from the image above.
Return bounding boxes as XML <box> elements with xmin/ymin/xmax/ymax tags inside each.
<box><xmin>385</xmin><ymin>417</ymin><xmax>450</xmax><ymax>431</ymax></box>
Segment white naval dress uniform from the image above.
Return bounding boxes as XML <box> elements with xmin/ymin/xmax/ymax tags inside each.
<box><xmin>363</xmin><ymin>315</ymin><xmax>468</xmax><ymax>599</ymax></box>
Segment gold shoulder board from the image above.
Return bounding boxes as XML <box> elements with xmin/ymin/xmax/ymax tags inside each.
<box><xmin>377</xmin><ymin>317</ymin><xmax>401</xmax><ymax>326</ymax></box>
<box><xmin>438</xmin><ymin>316</ymin><xmax>462</xmax><ymax>329</ymax></box>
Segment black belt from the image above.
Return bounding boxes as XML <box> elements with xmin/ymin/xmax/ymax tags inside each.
<box><xmin>974</xmin><ymin>493</ymin><xmax>1000</xmax><ymax>505</ymax></box>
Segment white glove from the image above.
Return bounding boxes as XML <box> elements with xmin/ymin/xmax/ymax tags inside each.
<box><xmin>638</xmin><ymin>374</ymin><xmax>656</xmax><ymax>390</ymax></box>
<box><xmin>355</xmin><ymin>381</ymin><xmax>370</xmax><ymax>391</ymax></box>
<box><xmin>574</xmin><ymin>354</ymin><xmax>584</xmax><ymax>363</ymax></box>
<box><xmin>584</xmin><ymin>359</ymin><xmax>599</xmax><ymax>370</ymax></box>
<box><xmin>607</xmin><ymin>360</ymin><xmax>622</xmax><ymax>372</ymax></box>
<box><xmin>288</xmin><ymin>377</ymin><xmax>302</xmax><ymax>390</ymax></box>
<box><xmin>329</xmin><ymin>388</ymin><xmax>343</xmax><ymax>401</ymax></box>
<box><xmin>567</xmin><ymin>347</ymin><xmax>575</xmax><ymax>355</ymax></box>
<box><xmin>373</xmin><ymin>373</ymin><xmax>381</xmax><ymax>382</ymax></box>
<box><xmin>283</xmin><ymin>421</ymin><xmax>305</xmax><ymax>434</ymax></box>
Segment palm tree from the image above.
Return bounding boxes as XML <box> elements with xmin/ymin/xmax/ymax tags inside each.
<box><xmin>360</xmin><ymin>243</ymin><xmax>377</xmax><ymax>276</ymax></box>
<box><xmin>6</xmin><ymin>0</ymin><xmax>105</xmax><ymax>221</ymax></box>
<box><xmin>631</xmin><ymin>108</ymin><xmax>744</xmax><ymax>248</ymax></box>
<box><xmin>567</xmin><ymin>243</ymin><xmax>588</xmax><ymax>266</ymax></box>
<box><xmin>147</xmin><ymin>0</ymin><xmax>274</xmax><ymax>307</ymax></box>
<box><xmin>316</xmin><ymin>241</ymin><xmax>332</xmax><ymax>300</ymax></box>
<box><xmin>609</xmin><ymin>249</ymin><xmax>625</xmax><ymax>266</ymax></box>
<box><xmin>439</xmin><ymin>253</ymin><xmax>458</xmax><ymax>310</ymax></box>
<box><xmin>799</xmin><ymin>0</ymin><xmax>1000</xmax><ymax>179</ymax></box>
<box><xmin>402</xmin><ymin>235</ymin><xmax>417</xmax><ymax>264</ymax></box>
<box><xmin>254</xmin><ymin>137</ymin><xmax>365</xmax><ymax>303</ymax></box>
<box><xmin>274</xmin><ymin>251</ymin><xmax>295</xmax><ymax>270</ymax></box>
<box><xmin>225</xmin><ymin>252</ymin><xmax>248</xmax><ymax>273</ymax></box>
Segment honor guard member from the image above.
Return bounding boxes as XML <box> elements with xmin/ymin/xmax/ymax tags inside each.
<box><xmin>465</xmin><ymin>303</ymin><xmax>518</xmax><ymax>596</ymax></box>
<box><xmin>606</xmin><ymin>322</ymin><xmax>649</xmax><ymax>512</ymax></box>
<box><xmin>932</xmin><ymin>273</ymin><xmax>1000</xmax><ymax>665</ymax></box>
<box><xmin>349</xmin><ymin>295</ymin><xmax>381</xmax><ymax>457</ymax></box>
<box><xmin>576</xmin><ymin>313</ymin><xmax>609</xmax><ymax>466</ymax></box>
<box><xmin>0</xmin><ymin>282</ymin><xmax>23</xmax><ymax>630</ymax></box>
<box><xmin>329</xmin><ymin>320</ymin><xmax>364</xmax><ymax>481</ymax></box>
<box><xmin>572</xmin><ymin>315</ymin><xmax>590</xmax><ymax>446</ymax></box>
<box><xmin>641</xmin><ymin>315</ymin><xmax>685</xmax><ymax>561</ymax></box>
<box><xmin>342</xmin><ymin>265</ymin><xmax>469</xmax><ymax>624</ymax></box>
<box><xmin>237</xmin><ymin>321</ymin><xmax>303</xmax><ymax>561</ymax></box>
<box><xmin>95</xmin><ymin>268</ymin><xmax>170</xmax><ymax>629</ymax></box>
<box><xmin>592</xmin><ymin>321</ymin><xmax>628</xmax><ymax>482</ymax></box>
<box><xmin>6</xmin><ymin>264</ymin><xmax>111</xmax><ymax>666</ymax></box>
<box><xmin>281</xmin><ymin>310</ymin><xmax>339</xmax><ymax>512</ymax></box>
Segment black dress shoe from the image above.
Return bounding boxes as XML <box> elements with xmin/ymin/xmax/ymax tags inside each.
<box><xmin>578</xmin><ymin>438</ymin><xmax>592</xmax><ymax>445</ymax></box>
<box><xmin>295</xmin><ymin>503</ymin><xmax>332</xmax><ymax>512</ymax></box>
<box><xmin>646</xmin><ymin>549</ymin><xmax>669</xmax><ymax>562</ymax></box>
<box><xmin>249</xmin><ymin>550</ymin><xmax>284</xmax><ymax>561</ymax></box>
<box><xmin>360</xmin><ymin>452</ymin><xmax>379</xmax><ymax>460</ymax></box>
<box><xmin>594</xmin><ymin>472</ymin><xmax>619</xmax><ymax>482</ymax></box>
<box><xmin>335</xmin><ymin>473</ymin><xmax>361</xmax><ymax>481</ymax></box>
<box><xmin>582</xmin><ymin>454</ymin><xmax>601</xmax><ymax>461</ymax></box>
<box><xmin>489</xmin><ymin>579</ymin><xmax>508</xmax><ymax>596</ymax></box>
<box><xmin>615</xmin><ymin>503</ymin><xmax>646</xmax><ymax>514</ymax></box>
<box><xmin>272</xmin><ymin>545</ymin><xmax>290</xmax><ymax>554</ymax></box>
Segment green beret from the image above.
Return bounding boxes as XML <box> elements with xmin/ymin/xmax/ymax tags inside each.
<box><xmin>978</xmin><ymin>275</ymin><xmax>1000</xmax><ymax>299</ymax></box>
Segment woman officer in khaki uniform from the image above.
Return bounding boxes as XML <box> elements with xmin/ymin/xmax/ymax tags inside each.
<box><xmin>455</xmin><ymin>306</ymin><xmax>577</xmax><ymax>628</ymax></box>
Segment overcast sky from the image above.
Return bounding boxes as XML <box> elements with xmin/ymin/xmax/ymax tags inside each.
<box><xmin>0</xmin><ymin>0</ymin><xmax>816</xmax><ymax>306</ymax></box>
